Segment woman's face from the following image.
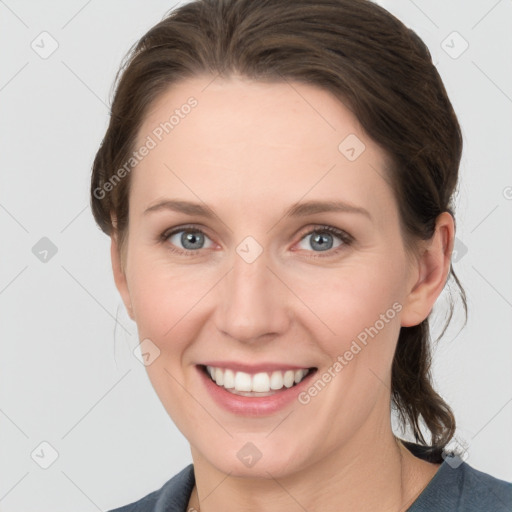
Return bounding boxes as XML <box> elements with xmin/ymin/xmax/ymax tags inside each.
<box><xmin>113</xmin><ymin>75</ymin><xmax>428</xmax><ymax>477</ymax></box>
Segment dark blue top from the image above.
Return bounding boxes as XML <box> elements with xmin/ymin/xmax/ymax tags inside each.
<box><xmin>108</xmin><ymin>442</ymin><xmax>512</xmax><ymax>511</ymax></box>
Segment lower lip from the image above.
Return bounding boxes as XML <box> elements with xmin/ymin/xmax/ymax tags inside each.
<box><xmin>197</xmin><ymin>365</ymin><xmax>317</xmax><ymax>416</ymax></box>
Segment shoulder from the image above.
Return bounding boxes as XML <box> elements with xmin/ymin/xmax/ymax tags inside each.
<box><xmin>108</xmin><ymin>464</ymin><xmax>195</xmax><ymax>512</ymax></box>
<box><xmin>409</xmin><ymin>459</ymin><xmax>512</xmax><ymax>511</ymax></box>
<box><xmin>458</xmin><ymin>462</ymin><xmax>512</xmax><ymax>510</ymax></box>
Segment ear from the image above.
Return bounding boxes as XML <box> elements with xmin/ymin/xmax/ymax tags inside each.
<box><xmin>111</xmin><ymin>231</ymin><xmax>134</xmax><ymax>321</ymax></box>
<box><xmin>400</xmin><ymin>212</ymin><xmax>455</xmax><ymax>327</ymax></box>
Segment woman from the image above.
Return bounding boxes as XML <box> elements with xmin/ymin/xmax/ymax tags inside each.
<box><xmin>91</xmin><ymin>0</ymin><xmax>512</xmax><ymax>510</ymax></box>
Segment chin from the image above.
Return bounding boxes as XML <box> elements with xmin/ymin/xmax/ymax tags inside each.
<box><xmin>195</xmin><ymin>436</ymin><xmax>313</xmax><ymax>480</ymax></box>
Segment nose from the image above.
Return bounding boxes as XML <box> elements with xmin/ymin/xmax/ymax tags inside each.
<box><xmin>214</xmin><ymin>243</ymin><xmax>291</xmax><ymax>344</ymax></box>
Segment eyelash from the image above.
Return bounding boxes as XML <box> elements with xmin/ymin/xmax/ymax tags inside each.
<box><xmin>159</xmin><ymin>224</ymin><xmax>354</xmax><ymax>259</ymax></box>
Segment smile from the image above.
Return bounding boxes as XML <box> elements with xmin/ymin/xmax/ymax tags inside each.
<box><xmin>203</xmin><ymin>365</ymin><xmax>315</xmax><ymax>396</ymax></box>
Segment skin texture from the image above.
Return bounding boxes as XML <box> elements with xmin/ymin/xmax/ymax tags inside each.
<box><xmin>111</xmin><ymin>75</ymin><xmax>454</xmax><ymax>511</ymax></box>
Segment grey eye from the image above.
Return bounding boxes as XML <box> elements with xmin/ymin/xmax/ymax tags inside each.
<box><xmin>167</xmin><ymin>230</ymin><xmax>213</xmax><ymax>251</ymax></box>
<box><xmin>297</xmin><ymin>231</ymin><xmax>343</xmax><ymax>252</ymax></box>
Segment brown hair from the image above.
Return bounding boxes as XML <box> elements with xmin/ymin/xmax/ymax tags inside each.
<box><xmin>91</xmin><ymin>0</ymin><xmax>467</xmax><ymax>459</ymax></box>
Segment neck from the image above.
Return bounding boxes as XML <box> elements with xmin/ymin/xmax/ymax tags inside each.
<box><xmin>188</xmin><ymin>419</ymin><xmax>438</xmax><ymax>512</ymax></box>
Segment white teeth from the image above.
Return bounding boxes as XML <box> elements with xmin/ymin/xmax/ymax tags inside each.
<box><xmin>214</xmin><ymin>367</ymin><xmax>224</xmax><ymax>386</ymax></box>
<box><xmin>283</xmin><ymin>370</ymin><xmax>295</xmax><ymax>388</ymax></box>
<box><xmin>270</xmin><ymin>371</ymin><xmax>284</xmax><ymax>390</ymax></box>
<box><xmin>223</xmin><ymin>368</ymin><xmax>235</xmax><ymax>389</ymax></box>
<box><xmin>252</xmin><ymin>372</ymin><xmax>270</xmax><ymax>392</ymax></box>
<box><xmin>234</xmin><ymin>371</ymin><xmax>252</xmax><ymax>391</ymax></box>
<box><xmin>205</xmin><ymin>366</ymin><xmax>311</xmax><ymax>393</ymax></box>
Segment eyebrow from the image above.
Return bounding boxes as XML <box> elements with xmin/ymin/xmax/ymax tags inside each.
<box><xmin>144</xmin><ymin>199</ymin><xmax>372</xmax><ymax>221</ymax></box>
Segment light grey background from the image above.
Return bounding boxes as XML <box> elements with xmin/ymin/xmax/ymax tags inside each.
<box><xmin>0</xmin><ymin>0</ymin><xmax>511</xmax><ymax>511</ymax></box>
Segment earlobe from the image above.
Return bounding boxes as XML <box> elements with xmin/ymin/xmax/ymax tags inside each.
<box><xmin>400</xmin><ymin>212</ymin><xmax>455</xmax><ymax>328</ymax></box>
<box><xmin>110</xmin><ymin>233</ymin><xmax>134</xmax><ymax>321</ymax></box>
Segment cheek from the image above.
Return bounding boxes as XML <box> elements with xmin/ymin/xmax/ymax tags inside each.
<box><xmin>287</xmin><ymin>259</ymin><xmax>404</xmax><ymax>359</ymax></box>
<box><xmin>125</xmin><ymin>251</ymin><xmax>216</xmax><ymax>429</ymax></box>
<box><xmin>291</xmin><ymin>266</ymin><xmax>404</xmax><ymax>432</ymax></box>
<box><xmin>127</xmin><ymin>247</ymin><xmax>218</xmax><ymax>348</ymax></box>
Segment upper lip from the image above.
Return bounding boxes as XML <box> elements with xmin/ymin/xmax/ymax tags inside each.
<box><xmin>199</xmin><ymin>361</ymin><xmax>316</xmax><ymax>373</ymax></box>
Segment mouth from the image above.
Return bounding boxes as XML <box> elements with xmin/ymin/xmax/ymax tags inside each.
<box><xmin>198</xmin><ymin>364</ymin><xmax>318</xmax><ymax>397</ymax></box>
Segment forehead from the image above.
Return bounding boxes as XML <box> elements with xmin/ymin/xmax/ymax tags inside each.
<box><xmin>139</xmin><ymin>75</ymin><xmax>370</xmax><ymax>153</ymax></box>
<box><xmin>131</xmin><ymin>75</ymin><xmax>394</xmax><ymax>222</ymax></box>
